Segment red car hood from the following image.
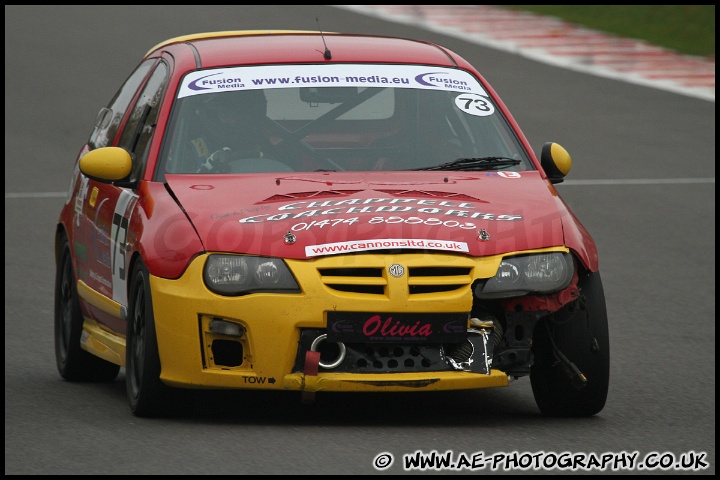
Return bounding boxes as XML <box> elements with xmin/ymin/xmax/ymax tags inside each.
<box><xmin>165</xmin><ymin>171</ymin><xmax>567</xmax><ymax>259</ymax></box>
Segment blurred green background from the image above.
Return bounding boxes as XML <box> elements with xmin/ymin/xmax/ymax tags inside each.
<box><xmin>501</xmin><ymin>5</ymin><xmax>715</xmax><ymax>59</ymax></box>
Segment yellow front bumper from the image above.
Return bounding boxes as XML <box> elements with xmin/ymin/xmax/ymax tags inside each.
<box><xmin>283</xmin><ymin>370</ymin><xmax>509</xmax><ymax>392</ymax></box>
<box><xmin>148</xmin><ymin>251</ymin><xmax>560</xmax><ymax>392</ymax></box>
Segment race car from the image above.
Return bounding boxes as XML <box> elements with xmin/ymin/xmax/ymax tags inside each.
<box><xmin>54</xmin><ymin>30</ymin><xmax>609</xmax><ymax>417</ymax></box>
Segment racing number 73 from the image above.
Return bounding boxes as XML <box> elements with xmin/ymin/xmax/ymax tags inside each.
<box><xmin>110</xmin><ymin>191</ymin><xmax>138</xmax><ymax>284</ymax></box>
<box><xmin>454</xmin><ymin>94</ymin><xmax>495</xmax><ymax>117</ymax></box>
<box><xmin>111</xmin><ymin>212</ymin><xmax>128</xmax><ymax>281</ymax></box>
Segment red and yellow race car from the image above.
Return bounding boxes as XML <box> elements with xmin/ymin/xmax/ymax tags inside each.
<box><xmin>54</xmin><ymin>30</ymin><xmax>609</xmax><ymax>417</ymax></box>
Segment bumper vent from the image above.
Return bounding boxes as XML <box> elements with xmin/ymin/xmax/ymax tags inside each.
<box><xmin>294</xmin><ymin>329</ymin><xmax>463</xmax><ymax>373</ymax></box>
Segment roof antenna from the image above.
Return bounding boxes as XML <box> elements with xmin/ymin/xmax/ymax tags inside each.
<box><xmin>316</xmin><ymin>17</ymin><xmax>332</xmax><ymax>60</ymax></box>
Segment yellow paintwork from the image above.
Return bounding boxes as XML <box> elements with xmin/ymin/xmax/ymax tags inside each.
<box><xmin>550</xmin><ymin>143</ymin><xmax>572</xmax><ymax>176</ymax></box>
<box><xmin>146</xmin><ymin>30</ymin><xmax>332</xmax><ymax>56</ymax></box>
<box><xmin>76</xmin><ymin>247</ymin><xmax>569</xmax><ymax>391</ymax></box>
<box><xmin>77</xmin><ymin>280</ymin><xmax>127</xmax><ymax>364</ymax></box>
<box><xmin>141</xmin><ymin>248</ymin><xmax>568</xmax><ymax>392</ymax></box>
<box><xmin>81</xmin><ymin>318</ymin><xmax>126</xmax><ymax>366</ymax></box>
<box><xmin>79</xmin><ymin>147</ymin><xmax>132</xmax><ymax>181</ymax></box>
<box><xmin>77</xmin><ymin>279</ymin><xmax>124</xmax><ymax>319</ymax></box>
<box><xmin>89</xmin><ymin>187</ymin><xmax>98</xmax><ymax>208</ymax></box>
<box><xmin>283</xmin><ymin>370</ymin><xmax>510</xmax><ymax>392</ymax></box>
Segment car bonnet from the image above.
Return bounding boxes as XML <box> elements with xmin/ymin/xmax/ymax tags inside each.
<box><xmin>164</xmin><ymin>171</ymin><xmax>566</xmax><ymax>260</ymax></box>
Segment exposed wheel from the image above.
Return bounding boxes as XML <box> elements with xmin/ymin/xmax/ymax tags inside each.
<box><xmin>530</xmin><ymin>271</ymin><xmax>610</xmax><ymax>417</ymax></box>
<box><xmin>54</xmin><ymin>234</ymin><xmax>120</xmax><ymax>382</ymax></box>
<box><xmin>126</xmin><ymin>260</ymin><xmax>175</xmax><ymax>417</ymax></box>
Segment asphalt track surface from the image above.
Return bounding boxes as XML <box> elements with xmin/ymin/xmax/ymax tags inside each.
<box><xmin>5</xmin><ymin>5</ymin><xmax>715</xmax><ymax>475</ymax></box>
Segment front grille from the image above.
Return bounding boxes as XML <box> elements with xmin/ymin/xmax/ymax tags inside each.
<box><xmin>317</xmin><ymin>264</ymin><xmax>472</xmax><ymax>296</ymax></box>
<box><xmin>318</xmin><ymin>267</ymin><xmax>385</xmax><ymax>294</ymax></box>
<box><xmin>408</xmin><ymin>266</ymin><xmax>472</xmax><ymax>294</ymax></box>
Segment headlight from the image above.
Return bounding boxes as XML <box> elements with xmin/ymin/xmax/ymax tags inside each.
<box><xmin>475</xmin><ymin>252</ymin><xmax>574</xmax><ymax>299</ymax></box>
<box><xmin>203</xmin><ymin>255</ymin><xmax>300</xmax><ymax>296</ymax></box>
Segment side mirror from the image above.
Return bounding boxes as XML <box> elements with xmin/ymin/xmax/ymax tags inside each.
<box><xmin>79</xmin><ymin>147</ymin><xmax>133</xmax><ymax>183</ymax></box>
<box><xmin>540</xmin><ymin>142</ymin><xmax>572</xmax><ymax>184</ymax></box>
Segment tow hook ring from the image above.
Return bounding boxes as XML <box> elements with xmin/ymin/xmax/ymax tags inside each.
<box><xmin>310</xmin><ymin>334</ymin><xmax>346</xmax><ymax>369</ymax></box>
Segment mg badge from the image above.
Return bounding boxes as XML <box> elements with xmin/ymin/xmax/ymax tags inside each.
<box><xmin>388</xmin><ymin>264</ymin><xmax>405</xmax><ymax>277</ymax></box>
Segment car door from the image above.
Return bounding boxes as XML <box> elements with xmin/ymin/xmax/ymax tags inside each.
<box><xmin>74</xmin><ymin>59</ymin><xmax>169</xmax><ymax>335</ymax></box>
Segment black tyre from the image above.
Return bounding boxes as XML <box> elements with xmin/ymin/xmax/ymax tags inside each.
<box><xmin>54</xmin><ymin>235</ymin><xmax>120</xmax><ymax>382</ymax></box>
<box><xmin>530</xmin><ymin>271</ymin><xmax>610</xmax><ymax>417</ymax></box>
<box><xmin>126</xmin><ymin>260</ymin><xmax>175</xmax><ymax>417</ymax></box>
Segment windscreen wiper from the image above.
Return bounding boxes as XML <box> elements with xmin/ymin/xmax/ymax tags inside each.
<box><xmin>412</xmin><ymin>156</ymin><xmax>522</xmax><ymax>171</ymax></box>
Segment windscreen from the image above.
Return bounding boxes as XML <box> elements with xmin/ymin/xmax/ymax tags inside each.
<box><xmin>157</xmin><ymin>64</ymin><xmax>532</xmax><ymax>176</ymax></box>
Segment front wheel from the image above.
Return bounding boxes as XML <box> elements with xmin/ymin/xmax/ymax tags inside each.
<box><xmin>125</xmin><ymin>260</ymin><xmax>175</xmax><ymax>417</ymax></box>
<box><xmin>530</xmin><ymin>271</ymin><xmax>610</xmax><ymax>417</ymax></box>
<box><xmin>54</xmin><ymin>234</ymin><xmax>120</xmax><ymax>382</ymax></box>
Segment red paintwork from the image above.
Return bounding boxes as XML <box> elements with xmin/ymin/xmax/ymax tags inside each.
<box><xmin>57</xmin><ymin>31</ymin><xmax>598</xmax><ymax>300</ymax></box>
<box><xmin>138</xmin><ymin>171</ymin><xmax>596</xmax><ymax>276</ymax></box>
<box><xmin>503</xmin><ymin>270</ymin><xmax>580</xmax><ymax>313</ymax></box>
<box><xmin>140</xmin><ymin>33</ymin><xmax>540</xmax><ymax>184</ymax></box>
<box><xmin>129</xmin><ymin>181</ymin><xmax>204</xmax><ymax>280</ymax></box>
<box><xmin>184</xmin><ymin>34</ymin><xmax>459</xmax><ymax>67</ymax></box>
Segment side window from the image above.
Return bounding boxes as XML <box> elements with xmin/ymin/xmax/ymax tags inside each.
<box><xmin>88</xmin><ymin>59</ymin><xmax>156</xmax><ymax>149</ymax></box>
<box><xmin>118</xmin><ymin>62</ymin><xmax>170</xmax><ymax>182</ymax></box>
